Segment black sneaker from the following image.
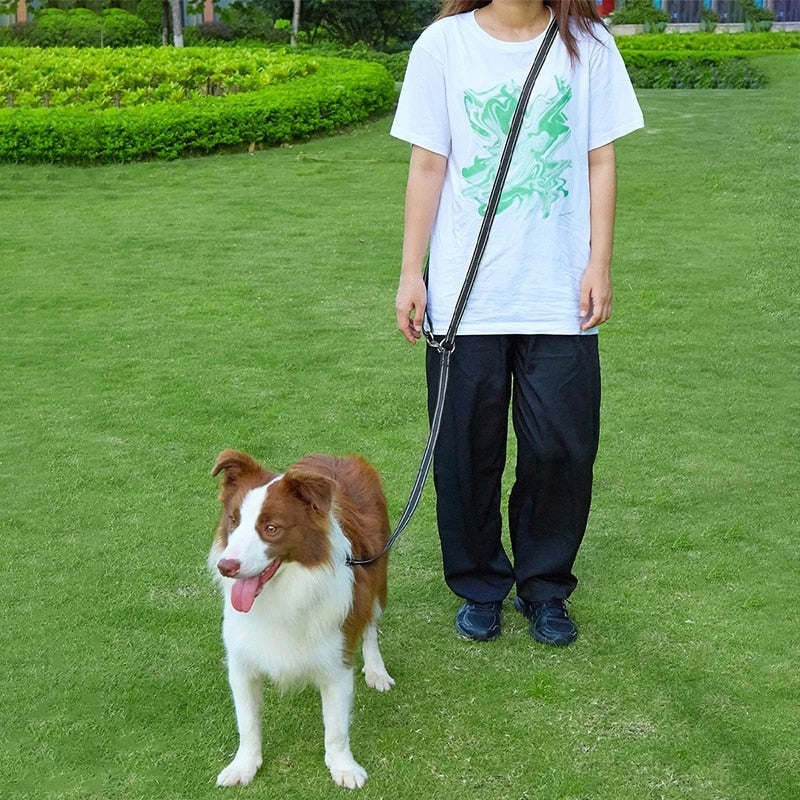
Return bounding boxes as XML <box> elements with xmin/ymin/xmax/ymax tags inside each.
<box><xmin>514</xmin><ymin>597</ymin><xmax>577</xmax><ymax>646</ymax></box>
<box><xmin>455</xmin><ymin>601</ymin><xmax>502</xmax><ymax>641</ymax></box>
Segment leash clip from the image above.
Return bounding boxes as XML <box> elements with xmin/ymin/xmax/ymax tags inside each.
<box><xmin>422</xmin><ymin>324</ymin><xmax>455</xmax><ymax>355</ymax></box>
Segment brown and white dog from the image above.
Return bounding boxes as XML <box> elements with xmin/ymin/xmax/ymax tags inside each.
<box><xmin>208</xmin><ymin>449</ymin><xmax>394</xmax><ymax>789</ymax></box>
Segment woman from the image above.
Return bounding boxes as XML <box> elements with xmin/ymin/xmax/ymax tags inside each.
<box><xmin>391</xmin><ymin>0</ymin><xmax>643</xmax><ymax>645</ymax></box>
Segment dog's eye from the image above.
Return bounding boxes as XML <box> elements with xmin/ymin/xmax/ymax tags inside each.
<box><xmin>255</xmin><ymin>514</ymin><xmax>281</xmax><ymax>540</ymax></box>
<box><xmin>229</xmin><ymin>510</ymin><xmax>241</xmax><ymax>528</ymax></box>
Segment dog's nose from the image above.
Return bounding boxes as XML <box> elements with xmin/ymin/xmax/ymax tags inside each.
<box><xmin>217</xmin><ymin>558</ymin><xmax>241</xmax><ymax>578</ymax></box>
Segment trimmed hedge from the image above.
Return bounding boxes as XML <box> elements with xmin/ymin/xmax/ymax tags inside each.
<box><xmin>613</xmin><ymin>31</ymin><xmax>795</xmax><ymax>87</ymax></box>
<box><xmin>323</xmin><ymin>46</ymin><xmax>410</xmax><ymax>82</ymax></box>
<box><xmin>614</xmin><ymin>32</ymin><xmax>800</xmax><ymax>51</ymax></box>
<box><xmin>0</xmin><ymin>47</ymin><xmax>319</xmax><ymax>109</ymax></box>
<box><xmin>621</xmin><ymin>50</ymin><xmax>767</xmax><ymax>88</ymax></box>
<box><xmin>0</xmin><ymin>56</ymin><xmax>396</xmax><ymax>164</ymax></box>
<box><xmin>292</xmin><ymin>42</ymin><xmax>412</xmax><ymax>82</ymax></box>
<box><xmin>349</xmin><ymin>31</ymin><xmax>796</xmax><ymax>86</ymax></box>
<box><xmin>375</xmin><ymin>46</ymin><xmax>768</xmax><ymax>89</ymax></box>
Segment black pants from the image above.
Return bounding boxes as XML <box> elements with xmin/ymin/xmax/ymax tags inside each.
<box><xmin>426</xmin><ymin>334</ymin><xmax>601</xmax><ymax>605</ymax></box>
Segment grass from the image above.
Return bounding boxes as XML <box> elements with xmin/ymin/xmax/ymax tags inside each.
<box><xmin>1</xmin><ymin>53</ymin><xmax>797</xmax><ymax>800</ymax></box>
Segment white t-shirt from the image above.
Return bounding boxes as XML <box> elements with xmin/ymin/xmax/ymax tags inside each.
<box><xmin>391</xmin><ymin>11</ymin><xmax>644</xmax><ymax>335</ymax></box>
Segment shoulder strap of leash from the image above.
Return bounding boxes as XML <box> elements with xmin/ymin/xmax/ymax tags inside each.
<box><xmin>347</xmin><ymin>17</ymin><xmax>559</xmax><ymax>568</ymax></box>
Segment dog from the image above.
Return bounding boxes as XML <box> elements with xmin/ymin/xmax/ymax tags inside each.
<box><xmin>208</xmin><ymin>449</ymin><xmax>394</xmax><ymax>789</ymax></box>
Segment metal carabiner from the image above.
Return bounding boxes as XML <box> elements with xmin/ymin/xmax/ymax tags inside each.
<box><xmin>422</xmin><ymin>321</ymin><xmax>456</xmax><ymax>355</ymax></box>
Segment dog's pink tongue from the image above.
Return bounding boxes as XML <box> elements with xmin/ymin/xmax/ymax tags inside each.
<box><xmin>229</xmin><ymin>560</ymin><xmax>282</xmax><ymax>613</ymax></box>
<box><xmin>231</xmin><ymin>576</ymin><xmax>262</xmax><ymax>614</ymax></box>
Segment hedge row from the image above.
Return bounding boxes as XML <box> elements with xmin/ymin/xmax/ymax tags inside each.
<box><xmin>299</xmin><ymin>43</ymin><xmax>411</xmax><ymax>82</ymax></box>
<box><xmin>353</xmin><ymin>32</ymin><xmax>791</xmax><ymax>88</ymax></box>
<box><xmin>613</xmin><ymin>31</ymin><xmax>800</xmax><ymax>51</ymax></box>
<box><xmin>363</xmin><ymin>46</ymin><xmax>770</xmax><ymax>89</ymax></box>
<box><xmin>621</xmin><ymin>51</ymin><xmax>767</xmax><ymax>88</ymax></box>
<box><xmin>0</xmin><ymin>47</ymin><xmax>318</xmax><ymax>109</ymax></box>
<box><xmin>0</xmin><ymin>57</ymin><xmax>395</xmax><ymax>164</ymax></box>
<box><xmin>612</xmin><ymin>30</ymin><xmax>795</xmax><ymax>88</ymax></box>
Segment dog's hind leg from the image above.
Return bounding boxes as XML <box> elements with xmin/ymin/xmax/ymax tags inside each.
<box><xmin>362</xmin><ymin>601</ymin><xmax>395</xmax><ymax>693</ymax></box>
<box><xmin>320</xmin><ymin>665</ymin><xmax>367</xmax><ymax>789</ymax></box>
<box><xmin>217</xmin><ymin>661</ymin><xmax>264</xmax><ymax>787</ymax></box>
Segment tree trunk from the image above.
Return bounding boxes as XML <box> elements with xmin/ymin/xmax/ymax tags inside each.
<box><xmin>291</xmin><ymin>0</ymin><xmax>301</xmax><ymax>46</ymax></box>
<box><xmin>161</xmin><ymin>0</ymin><xmax>170</xmax><ymax>46</ymax></box>
<box><xmin>170</xmin><ymin>0</ymin><xmax>184</xmax><ymax>48</ymax></box>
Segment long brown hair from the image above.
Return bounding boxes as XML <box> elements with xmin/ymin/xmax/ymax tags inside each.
<box><xmin>436</xmin><ymin>0</ymin><xmax>604</xmax><ymax>62</ymax></box>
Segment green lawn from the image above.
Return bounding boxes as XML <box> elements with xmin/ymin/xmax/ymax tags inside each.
<box><xmin>1</xmin><ymin>54</ymin><xmax>797</xmax><ymax>800</ymax></box>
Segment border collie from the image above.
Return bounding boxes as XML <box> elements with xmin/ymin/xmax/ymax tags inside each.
<box><xmin>208</xmin><ymin>449</ymin><xmax>394</xmax><ymax>789</ymax></box>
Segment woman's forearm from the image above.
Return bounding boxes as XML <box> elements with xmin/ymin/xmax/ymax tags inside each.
<box><xmin>401</xmin><ymin>145</ymin><xmax>448</xmax><ymax>277</ymax></box>
<box><xmin>396</xmin><ymin>145</ymin><xmax>447</xmax><ymax>342</ymax></box>
<box><xmin>587</xmin><ymin>142</ymin><xmax>617</xmax><ymax>271</ymax></box>
<box><xmin>580</xmin><ymin>142</ymin><xmax>617</xmax><ymax>329</ymax></box>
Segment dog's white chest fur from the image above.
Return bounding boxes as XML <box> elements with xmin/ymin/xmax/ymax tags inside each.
<box><xmin>218</xmin><ymin>554</ymin><xmax>355</xmax><ymax>690</ymax></box>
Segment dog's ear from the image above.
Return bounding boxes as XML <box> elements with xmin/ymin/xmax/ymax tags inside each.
<box><xmin>211</xmin><ymin>449</ymin><xmax>264</xmax><ymax>486</ymax></box>
<box><xmin>282</xmin><ymin>467</ymin><xmax>335</xmax><ymax>517</ymax></box>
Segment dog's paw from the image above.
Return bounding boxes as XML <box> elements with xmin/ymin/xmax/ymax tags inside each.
<box><xmin>329</xmin><ymin>760</ymin><xmax>368</xmax><ymax>790</ymax></box>
<box><xmin>363</xmin><ymin>667</ymin><xmax>395</xmax><ymax>693</ymax></box>
<box><xmin>216</xmin><ymin>755</ymin><xmax>262</xmax><ymax>787</ymax></box>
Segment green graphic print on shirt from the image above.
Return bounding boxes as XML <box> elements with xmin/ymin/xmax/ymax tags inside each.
<box><xmin>462</xmin><ymin>76</ymin><xmax>572</xmax><ymax>219</ymax></box>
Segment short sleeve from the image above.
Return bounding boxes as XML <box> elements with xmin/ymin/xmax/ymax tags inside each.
<box><xmin>390</xmin><ymin>41</ymin><xmax>452</xmax><ymax>157</ymax></box>
<box><xmin>586</xmin><ymin>32</ymin><xmax>644</xmax><ymax>151</ymax></box>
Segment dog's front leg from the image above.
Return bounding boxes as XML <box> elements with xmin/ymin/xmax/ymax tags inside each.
<box><xmin>217</xmin><ymin>660</ymin><xmax>263</xmax><ymax>787</ymax></box>
<box><xmin>320</xmin><ymin>666</ymin><xmax>367</xmax><ymax>789</ymax></box>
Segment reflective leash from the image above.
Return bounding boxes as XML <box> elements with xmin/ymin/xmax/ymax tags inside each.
<box><xmin>347</xmin><ymin>18</ymin><xmax>559</xmax><ymax>568</ymax></box>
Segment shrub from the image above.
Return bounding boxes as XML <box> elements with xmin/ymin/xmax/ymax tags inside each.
<box><xmin>101</xmin><ymin>8</ymin><xmax>152</xmax><ymax>47</ymax></box>
<box><xmin>620</xmin><ymin>51</ymin><xmax>767</xmax><ymax>89</ymax></box>
<box><xmin>610</xmin><ymin>0</ymin><xmax>669</xmax><ymax>32</ymax></box>
<box><xmin>1</xmin><ymin>25</ymin><xmax>20</xmax><ymax>48</ymax></box>
<box><xmin>12</xmin><ymin>8</ymin><xmax>153</xmax><ymax>47</ymax></box>
<box><xmin>742</xmin><ymin>0</ymin><xmax>775</xmax><ymax>31</ymax></box>
<box><xmin>365</xmin><ymin>50</ymin><xmax>409</xmax><ymax>82</ymax></box>
<box><xmin>219</xmin><ymin>1</ymin><xmax>290</xmax><ymax>44</ymax></box>
<box><xmin>135</xmin><ymin>0</ymin><xmax>164</xmax><ymax>44</ymax></box>
<box><xmin>34</xmin><ymin>8</ymin><xmax>100</xmax><ymax>46</ymax></box>
<box><xmin>26</xmin><ymin>9</ymin><xmax>77</xmax><ymax>46</ymax></box>
<box><xmin>0</xmin><ymin>56</ymin><xmax>396</xmax><ymax>164</ymax></box>
<box><xmin>699</xmin><ymin>7</ymin><xmax>720</xmax><ymax>33</ymax></box>
<box><xmin>189</xmin><ymin>21</ymin><xmax>236</xmax><ymax>42</ymax></box>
